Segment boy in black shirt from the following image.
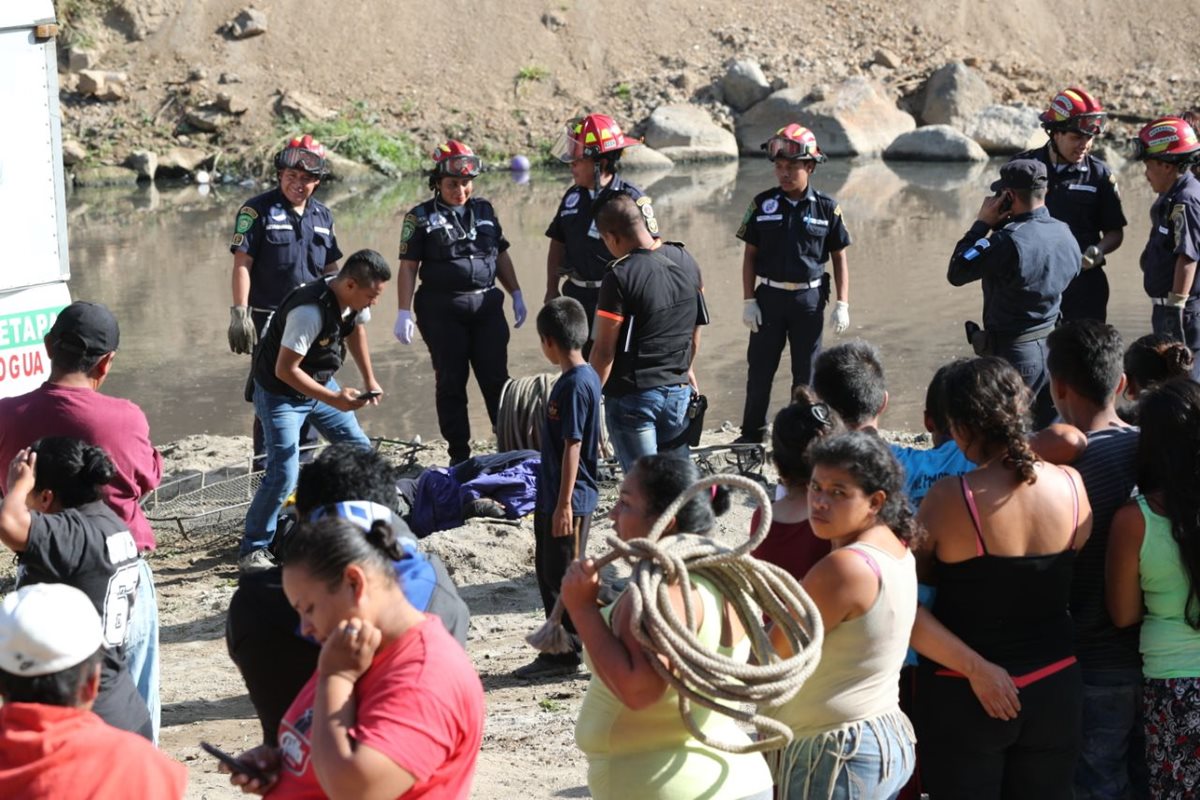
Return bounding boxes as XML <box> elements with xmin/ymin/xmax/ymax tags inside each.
<box><xmin>514</xmin><ymin>297</ymin><xmax>602</xmax><ymax>679</ymax></box>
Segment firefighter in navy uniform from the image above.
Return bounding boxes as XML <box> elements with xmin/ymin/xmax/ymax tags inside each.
<box><xmin>736</xmin><ymin>125</ymin><xmax>851</xmax><ymax>444</ymax></box>
<box><xmin>948</xmin><ymin>160</ymin><xmax>1081</xmax><ymax>428</ymax></box>
<box><xmin>1011</xmin><ymin>88</ymin><xmax>1127</xmax><ymax>322</ymax></box>
<box><xmin>394</xmin><ymin>141</ymin><xmax>526</xmax><ymax>464</ymax></box>
<box><xmin>1132</xmin><ymin>116</ymin><xmax>1200</xmax><ymax>378</ymax></box>
<box><xmin>543</xmin><ymin>113</ymin><xmax>658</xmax><ymax>351</ymax></box>
<box><xmin>228</xmin><ymin>135</ymin><xmax>341</xmax><ymax>463</ymax></box>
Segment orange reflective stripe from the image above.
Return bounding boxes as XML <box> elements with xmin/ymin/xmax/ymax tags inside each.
<box><xmin>596</xmin><ymin>309</ymin><xmax>624</xmax><ymax>323</ymax></box>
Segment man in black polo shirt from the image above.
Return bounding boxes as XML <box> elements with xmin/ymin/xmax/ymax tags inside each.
<box><xmin>1012</xmin><ymin>88</ymin><xmax>1127</xmax><ymax>322</ymax></box>
<box><xmin>239</xmin><ymin>250</ymin><xmax>390</xmax><ymax>573</ymax></box>
<box><xmin>589</xmin><ymin>193</ymin><xmax>707</xmax><ymax>472</ymax></box>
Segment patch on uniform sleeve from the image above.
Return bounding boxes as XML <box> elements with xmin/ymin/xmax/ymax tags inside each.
<box><xmin>1109</xmin><ymin>173</ymin><xmax>1119</xmax><ymax>196</ymax></box>
<box><xmin>234</xmin><ymin>206</ymin><xmax>257</xmax><ymax>234</ymax></box>
<box><xmin>833</xmin><ymin>204</ymin><xmax>843</xmax><ymax>217</ymax></box>
<box><xmin>398</xmin><ymin>213</ymin><xmax>417</xmax><ymax>256</ymax></box>
<box><xmin>963</xmin><ymin>238</ymin><xmax>991</xmax><ymax>261</ymax></box>
<box><xmin>636</xmin><ymin>195</ymin><xmax>659</xmax><ymax>236</ymax></box>
<box><xmin>1170</xmin><ymin>204</ymin><xmax>1186</xmax><ymax>248</ymax></box>
<box><xmin>231</xmin><ymin>233</ymin><xmax>245</xmax><ymax>248</ymax></box>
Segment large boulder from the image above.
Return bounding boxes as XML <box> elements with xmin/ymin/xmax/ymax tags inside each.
<box><xmin>126</xmin><ymin>150</ymin><xmax>158</xmax><ymax>181</ymax></box>
<box><xmin>736</xmin><ymin>78</ymin><xmax>916</xmax><ymax>158</ymax></box>
<box><xmin>883</xmin><ymin>125</ymin><xmax>989</xmax><ymax>162</ymax></box>
<box><xmin>324</xmin><ymin>152</ymin><xmax>380</xmax><ymax>182</ymax></box>
<box><xmin>919</xmin><ymin>61</ymin><xmax>993</xmax><ymax>129</ymax></box>
<box><xmin>965</xmin><ymin>105</ymin><xmax>1044</xmax><ymax>154</ymax></box>
<box><xmin>721</xmin><ymin>60</ymin><xmax>771</xmax><ymax>112</ymax></box>
<box><xmin>643</xmin><ymin>105</ymin><xmax>738</xmax><ymax>162</ymax></box>
<box><xmin>157</xmin><ymin>147</ymin><xmax>211</xmax><ymax>176</ymax></box>
<box><xmin>72</xmin><ymin>165</ymin><xmax>139</xmax><ymax>187</ymax></box>
<box><xmin>618</xmin><ymin>144</ymin><xmax>674</xmax><ymax>171</ymax></box>
<box><xmin>276</xmin><ymin>90</ymin><xmax>335</xmax><ymax>122</ymax></box>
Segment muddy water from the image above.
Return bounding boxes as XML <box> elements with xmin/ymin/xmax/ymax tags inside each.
<box><xmin>66</xmin><ymin>158</ymin><xmax>1159</xmax><ymax>445</ymax></box>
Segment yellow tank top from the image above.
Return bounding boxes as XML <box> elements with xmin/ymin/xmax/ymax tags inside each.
<box><xmin>574</xmin><ymin>576</ymin><xmax>774</xmax><ymax>800</ymax></box>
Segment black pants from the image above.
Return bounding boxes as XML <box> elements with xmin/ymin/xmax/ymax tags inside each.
<box><xmin>533</xmin><ymin>509</ymin><xmax>591</xmax><ymax>652</ymax></box>
<box><xmin>741</xmin><ymin>283</ymin><xmax>826</xmax><ymax>440</ymax></box>
<box><xmin>249</xmin><ymin>309</ymin><xmax>319</xmax><ymax>467</ymax></box>
<box><xmin>1060</xmin><ymin>266</ymin><xmax>1109</xmax><ymax>323</ymax></box>
<box><xmin>414</xmin><ymin>287</ymin><xmax>510</xmax><ymax>463</ymax></box>
<box><xmin>563</xmin><ymin>281</ymin><xmax>601</xmax><ymax>361</ymax></box>
<box><xmin>916</xmin><ymin>661</ymin><xmax>1082</xmax><ymax>800</ymax></box>
<box><xmin>992</xmin><ymin>335</ymin><xmax>1056</xmax><ymax>429</ymax></box>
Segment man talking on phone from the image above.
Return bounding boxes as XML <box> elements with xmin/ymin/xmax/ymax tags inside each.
<box><xmin>239</xmin><ymin>249</ymin><xmax>390</xmax><ymax>574</ymax></box>
<box><xmin>947</xmin><ymin>159</ymin><xmax>1080</xmax><ymax>427</ymax></box>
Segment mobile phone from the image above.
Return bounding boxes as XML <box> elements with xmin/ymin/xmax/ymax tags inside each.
<box><xmin>200</xmin><ymin>741</ymin><xmax>268</xmax><ymax>782</ymax></box>
<box><xmin>995</xmin><ymin>191</ymin><xmax>1013</xmax><ymax>213</ymax></box>
<box><xmin>358</xmin><ymin>390</ymin><xmax>382</xmax><ymax>400</ymax></box>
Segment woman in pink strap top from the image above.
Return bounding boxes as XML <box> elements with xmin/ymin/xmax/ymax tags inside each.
<box><xmin>911</xmin><ymin>357</ymin><xmax>1092</xmax><ymax>800</ymax></box>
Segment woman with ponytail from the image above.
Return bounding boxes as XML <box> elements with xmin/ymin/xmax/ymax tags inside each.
<box><xmin>223</xmin><ymin>514</ymin><xmax>484</xmax><ymax>798</ymax></box>
<box><xmin>911</xmin><ymin>357</ymin><xmax>1092</xmax><ymax>800</ymax></box>
<box><xmin>0</xmin><ymin>437</ymin><xmax>152</xmax><ymax>739</ymax></box>
<box><xmin>1107</xmin><ymin>377</ymin><xmax>1200</xmax><ymax>799</ymax></box>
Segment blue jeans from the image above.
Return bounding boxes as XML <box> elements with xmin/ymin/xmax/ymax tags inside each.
<box><xmin>242</xmin><ymin>379</ymin><xmax>371</xmax><ymax>553</ymax></box>
<box><xmin>775</xmin><ymin>712</ymin><xmax>915</xmax><ymax>800</ymax></box>
<box><xmin>604</xmin><ymin>385</ymin><xmax>691</xmax><ymax>474</ymax></box>
<box><xmin>126</xmin><ymin>558</ymin><xmax>160</xmax><ymax>743</ymax></box>
<box><xmin>1075</xmin><ymin>669</ymin><xmax>1149</xmax><ymax>800</ymax></box>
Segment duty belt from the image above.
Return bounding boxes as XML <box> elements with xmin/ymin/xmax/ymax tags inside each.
<box><xmin>759</xmin><ymin>277</ymin><xmax>823</xmax><ymax>291</ymax></box>
<box><xmin>992</xmin><ymin>320</ymin><xmax>1056</xmax><ymax>344</ymax></box>
<box><xmin>568</xmin><ymin>277</ymin><xmax>604</xmax><ymax>289</ymax></box>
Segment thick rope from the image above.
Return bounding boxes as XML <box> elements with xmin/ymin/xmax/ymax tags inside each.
<box><xmin>527</xmin><ymin>472</ymin><xmax>824</xmax><ymax>754</ymax></box>
<box><xmin>497</xmin><ymin>373</ymin><xmax>613</xmax><ymax>456</ymax></box>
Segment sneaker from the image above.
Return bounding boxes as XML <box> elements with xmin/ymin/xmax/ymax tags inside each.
<box><xmin>238</xmin><ymin>548</ymin><xmax>276</xmax><ymax>575</ymax></box>
<box><xmin>512</xmin><ymin>652</ymin><xmax>581</xmax><ymax>679</ymax></box>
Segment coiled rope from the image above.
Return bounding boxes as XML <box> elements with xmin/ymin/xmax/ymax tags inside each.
<box><xmin>497</xmin><ymin>374</ymin><xmax>611</xmax><ymax>456</ymax></box>
<box><xmin>527</xmin><ymin>472</ymin><xmax>824</xmax><ymax>753</ymax></box>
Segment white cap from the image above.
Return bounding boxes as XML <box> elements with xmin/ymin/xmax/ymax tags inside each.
<box><xmin>0</xmin><ymin>584</ymin><xmax>103</xmax><ymax>677</ymax></box>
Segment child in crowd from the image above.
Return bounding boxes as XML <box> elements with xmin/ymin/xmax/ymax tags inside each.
<box><xmin>514</xmin><ymin>297</ymin><xmax>602</xmax><ymax>679</ymax></box>
<box><xmin>0</xmin><ymin>438</ymin><xmax>152</xmax><ymax>740</ymax></box>
<box><xmin>1123</xmin><ymin>332</ymin><xmax>1195</xmax><ymax>403</ymax></box>
<box><xmin>751</xmin><ymin>387</ymin><xmax>842</xmax><ymax>580</ymax></box>
<box><xmin>1108</xmin><ymin>377</ymin><xmax>1200</xmax><ymax>800</ymax></box>
<box><xmin>1045</xmin><ymin>321</ymin><xmax>1146</xmax><ymax>799</ymax></box>
<box><xmin>767</xmin><ymin>431</ymin><xmax>919</xmax><ymax>799</ymax></box>
<box><xmin>912</xmin><ymin>358</ymin><xmax>1092</xmax><ymax>800</ymax></box>
<box><xmin>563</xmin><ymin>455</ymin><xmax>773</xmax><ymax>800</ymax></box>
<box><xmin>891</xmin><ymin>361</ymin><xmax>975</xmax><ymax>508</ymax></box>
<box><xmin>812</xmin><ymin>340</ymin><xmax>887</xmax><ymax>431</ymax></box>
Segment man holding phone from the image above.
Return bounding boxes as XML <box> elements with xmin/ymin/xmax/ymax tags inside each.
<box><xmin>947</xmin><ymin>160</ymin><xmax>1081</xmax><ymax>427</ymax></box>
<box><xmin>240</xmin><ymin>250</ymin><xmax>391</xmax><ymax>574</ymax></box>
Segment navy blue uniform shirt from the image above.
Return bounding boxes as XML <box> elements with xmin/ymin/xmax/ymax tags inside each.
<box><xmin>537</xmin><ymin>363</ymin><xmax>602</xmax><ymax>515</ymax></box>
<box><xmin>1013</xmin><ymin>143</ymin><xmax>1127</xmax><ymax>250</ymax></box>
<box><xmin>230</xmin><ymin>188</ymin><xmax>342</xmax><ymax>310</ymax></box>
<box><xmin>1140</xmin><ymin>172</ymin><xmax>1200</xmax><ymax>298</ymax></box>
<box><xmin>948</xmin><ymin>207</ymin><xmax>1081</xmax><ymax>335</ymax></box>
<box><xmin>736</xmin><ymin>185</ymin><xmax>851</xmax><ymax>283</ymax></box>
<box><xmin>545</xmin><ymin>176</ymin><xmax>656</xmax><ymax>282</ymax></box>
<box><xmin>399</xmin><ymin>196</ymin><xmax>510</xmax><ymax>293</ymax></box>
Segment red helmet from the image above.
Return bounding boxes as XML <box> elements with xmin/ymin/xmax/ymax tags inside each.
<box><xmin>431</xmin><ymin>140</ymin><xmax>482</xmax><ymax>178</ymax></box>
<box><xmin>550</xmin><ymin>114</ymin><xmax>636</xmax><ymax>163</ymax></box>
<box><xmin>275</xmin><ymin>134</ymin><xmax>329</xmax><ymax>176</ymax></box>
<box><xmin>761</xmin><ymin>124</ymin><xmax>826</xmax><ymax>162</ymax></box>
<box><xmin>1132</xmin><ymin>117</ymin><xmax>1200</xmax><ymax>163</ymax></box>
<box><xmin>1040</xmin><ymin>88</ymin><xmax>1106</xmax><ymax>136</ymax></box>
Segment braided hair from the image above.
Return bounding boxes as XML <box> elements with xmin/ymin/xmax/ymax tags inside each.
<box><xmin>942</xmin><ymin>357</ymin><xmax>1039</xmax><ymax>483</ymax></box>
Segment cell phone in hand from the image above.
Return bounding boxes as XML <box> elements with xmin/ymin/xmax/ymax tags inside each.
<box><xmin>201</xmin><ymin>741</ymin><xmax>268</xmax><ymax>783</ymax></box>
<box><xmin>995</xmin><ymin>191</ymin><xmax>1013</xmax><ymax>213</ymax></box>
<box><xmin>358</xmin><ymin>390</ymin><xmax>382</xmax><ymax>400</ymax></box>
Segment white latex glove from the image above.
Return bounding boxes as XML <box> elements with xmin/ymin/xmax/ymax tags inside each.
<box><xmin>512</xmin><ymin>290</ymin><xmax>527</xmax><ymax>328</ymax></box>
<box><xmin>742</xmin><ymin>299</ymin><xmax>762</xmax><ymax>333</ymax></box>
<box><xmin>1081</xmin><ymin>245</ymin><xmax>1105</xmax><ymax>271</ymax></box>
<box><xmin>831</xmin><ymin>301</ymin><xmax>850</xmax><ymax>334</ymax></box>
<box><xmin>393</xmin><ymin>309</ymin><xmax>415</xmax><ymax>345</ymax></box>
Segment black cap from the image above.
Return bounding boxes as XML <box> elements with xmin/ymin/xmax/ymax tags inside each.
<box><xmin>47</xmin><ymin>302</ymin><xmax>120</xmax><ymax>355</ymax></box>
<box><xmin>990</xmin><ymin>159</ymin><xmax>1048</xmax><ymax>192</ymax></box>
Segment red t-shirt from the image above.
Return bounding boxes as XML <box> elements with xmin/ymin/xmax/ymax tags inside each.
<box><xmin>271</xmin><ymin>616</ymin><xmax>484</xmax><ymax>799</ymax></box>
<box><xmin>0</xmin><ymin>703</ymin><xmax>186</xmax><ymax>799</ymax></box>
<box><xmin>750</xmin><ymin>508</ymin><xmax>830</xmax><ymax>581</ymax></box>
<box><xmin>0</xmin><ymin>383</ymin><xmax>162</xmax><ymax>550</ymax></box>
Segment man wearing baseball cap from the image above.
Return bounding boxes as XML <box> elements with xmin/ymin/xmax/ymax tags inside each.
<box><xmin>948</xmin><ymin>159</ymin><xmax>1081</xmax><ymax>426</ymax></box>
<box><xmin>0</xmin><ymin>300</ymin><xmax>164</xmax><ymax>740</ymax></box>
<box><xmin>0</xmin><ymin>583</ymin><xmax>186</xmax><ymax>798</ymax></box>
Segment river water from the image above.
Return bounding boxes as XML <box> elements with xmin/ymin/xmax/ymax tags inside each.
<box><xmin>65</xmin><ymin>157</ymin><xmax>1160</xmax><ymax>445</ymax></box>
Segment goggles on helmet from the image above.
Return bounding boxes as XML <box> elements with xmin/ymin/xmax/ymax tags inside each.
<box><xmin>437</xmin><ymin>154</ymin><xmax>481</xmax><ymax>178</ymax></box>
<box><xmin>278</xmin><ymin>147</ymin><xmax>327</xmax><ymax>176</ymax></box>
<box><xmin>762</xmin><ymin>136</ymin><xmax>825</xmax><ymax>163</ymax></box>
<box><xmin>550</xmin><ymin>123</ymin><xmax>585</xmax><ymax>163</ymax></box>
<box><xmin>1060</xmin><ymin>114</ymin><xmax>1106</xmax><ymax>137</ymax></box>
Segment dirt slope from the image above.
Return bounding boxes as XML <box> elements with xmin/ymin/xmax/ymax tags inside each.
<box><xmin>59</xmin><ymin>0</ymin><xmax>1200</xmax><ymax>173</ymax></box>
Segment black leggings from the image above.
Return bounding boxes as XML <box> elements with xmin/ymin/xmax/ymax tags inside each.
<box><xmin>915</xmin><ymin>661</ymin><xmax>1082</xmax><ymax>800</ymax></box>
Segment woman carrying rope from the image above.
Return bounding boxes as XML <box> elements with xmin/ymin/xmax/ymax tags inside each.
<box><xmin>767</xmin><ymin>431</ymin><xmax>920</xmax><ymax>799</ymax></box>
<box><xmin>561</xmin><ymin>454</ymin><xmax>775</xmax><ymax>800</ymax></box>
